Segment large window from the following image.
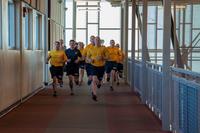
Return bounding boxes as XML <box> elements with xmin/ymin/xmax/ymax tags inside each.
<box><xmin>35</xmin><ymin>13</ymin><xmax>41</xmax><ymax>50</ymax></box>
<box><xmin>24</xmin><ymin>8</ymin><xmax>32</xmax><ymax>49</ymax></box>
<box><xmin>8</xmin><ymin>0</ymin><xmax>15</xmax><ymax>49</ymax></box>
<box><xmin>65</xmin><ymin>1</ymin><xmax>121</xmax><ymax>47</ymax></box>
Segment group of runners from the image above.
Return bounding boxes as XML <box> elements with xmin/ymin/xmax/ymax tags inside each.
<box><xmin>46</xmin><ymin>35</ymin><xmax>124</xmax><ymax>101</ymax></box>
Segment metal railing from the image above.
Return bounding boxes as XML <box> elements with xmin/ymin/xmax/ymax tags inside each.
<box><xmin>128</xmin><ymin>60</ymin><xmax>200</xmax><ymax>133</ymax></box>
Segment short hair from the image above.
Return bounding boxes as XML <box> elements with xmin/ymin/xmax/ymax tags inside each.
<box><xmin>69</xmin><ymin>40</ymin><xmax>75</xmax><ymax>43</ymax></box>
<box><xmin>55</xmin><ymin>41</ymin><xmax>60</xmax><ymax>45</ymax></box>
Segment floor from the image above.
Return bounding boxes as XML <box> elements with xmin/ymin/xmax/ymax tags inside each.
<box><xmin>0</xmin><ymin>78</ymin><xmax>171</xmax><ymax>133</ymax></box>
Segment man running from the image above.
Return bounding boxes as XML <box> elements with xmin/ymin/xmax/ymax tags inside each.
<box><xmin>78</xmin><ymin>42</ymin><xmax>85</xmax><ymax>85</ymax></box>
<box><xmin>115</xmin><ymin>43</ymin><xmax>124</xmax><ymax>85</ymax></box>
<box><xmin>87</xmin><ymin>36</ymin><xmax>108</xmax><ymax>101</ymax></box>
<box><xmin>46</xmin><ymin>41</ymin><xmax>67</xmax><ymax>97</ymax></box>
<box><xmin>82</xmin><ymin>35</ymin><xmax>95</xmax><ymax>86</ymax></box>
<box><xmin>65</xmin><ymin>40</ymin><xmax>82</xmax><ymax>95</ymax></box>
<box><xmin>105</xmin><ymin>40</ymin><xmax>121</xmax><ymax>91</ymax></box>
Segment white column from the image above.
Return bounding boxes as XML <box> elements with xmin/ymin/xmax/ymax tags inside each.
<box><xmin>72</xmin><ymin>0</ymin><xmax>76</xmax><ymax>40</ymax></box>
<box><xmin>123</xmin><ymin>0</ymin><xmax>129</xmax><ymax>83</ymax></box>
<box><xmin>141</xmin><ymin>0</ymin><xmax>148</xmax><ymax>103</ymax></box>
<box><xmin>162</xmin><ymin>0</ymin><xmax>171</xmax><ymax>131</ymax></box>
<box><xmin>120</xmin><ymin>5</ymin><xmax>124</xmax><ymax>51</ymax></box>
<box><xmin>131</xmin><ymin>0</ymin><xmax>136</xmax><ymax>90</ymax></box>
<box><xmin>44</xmin><ymin>0</ymin><xmax>49</xmax><ymax>85</ymax></box>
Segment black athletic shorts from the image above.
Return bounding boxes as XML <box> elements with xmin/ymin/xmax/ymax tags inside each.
<box><xmin>50</xmin><ymin>66</ymin><xmax>64</xmax><ymax>80</ymax></box>
<box><xmin>65</xmin><ymin>63</ymin><xmax>79</xmax><ymax>76</ymax></box>
<box><xmin>91</xmin><ymin>65</ymin><xmax>105</xmax><ymax>81</ymax></box>
<box><xmin>105</xmin><ymin>61</ymin><xmax>118</xmax><ymax>73</ymax></box>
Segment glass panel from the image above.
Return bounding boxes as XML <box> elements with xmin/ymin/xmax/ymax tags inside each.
<box><xmin>77</xmin><ymin>9</ymin><xmax>86</xmax><ymax>28</ymax></box>
<box><xmin>157</xmin><ymin>29</ymin><xmax>163</xmax><ymax>49</ymax></box>
<box><xmin>192</xmin><ymin>52</ymin><xmax>200</xmax><ymax>72</ymax></box>
<box><xmin>148</xmin><ymin>6</ymin><xmax>156</xmax><ymax>23</ymax></box>
<box><xmin>35</xmin><ymin>14</ymin><xmax>40</xmax><ymax>49</ymax></box>
<box><xmin>192</xmin><ymin>30</ymin><xmax>200</xmax><ymax>48</ymax></box>
<box><xmin>157</xmin><ymin>6</ymin><xmax>163</xmax><ymax>29</ymax></box>
<box><xmin>88</xmin><ymin>24</ymin><xmax>98</xmax><ymax>40</ymax></box>
<box><xmin>185</xmin><ymin>24</ymin><xmax>191</xmax><ymax>47</ymax></box>
<box><xmin>25</xmin><ymin>11</ymin><xmax>29</xmax><ymax>49</ymax></box>
<box><xmin>147</xmin><ymin>24</ymin><xmax>156</xmax><ymax>49</ymax></box>
<box><xmin>193</xmin><ymin>5</ymin><xmax>200</xmax><ymax>28</ymax></box>
<box><xmin>76</xmin><ymin>30</ymin><xmax>86</xmax><ymax>44</ymax></box>
<box><xmin>100</xmin><ymin>30</ymin><xmax>120</xmax><ymax>47</ymax></box>
<box><xmin>88</xmin><ymin>11</ymin><xmax>98</xmax><ymax>23</ymax></box>
<box><xmin>129</xmin><ymin>6</ymin><xmax>132</xmax><ymax>29</ymax></box>
<box><xmin>65</xmin><ymin>29</ymin><xmax>72</xmax><ymax>48</ymax></box>
<box><xmin>65</xmin><ymin>1</ymin><xmax>73</xmax><ymax>28</ymax></box>
<box><xmin>100</xmin><ymin>2</ymin><xmax>120</xmax><ymax>28</ymax></box>
<box><xmin>128</xmin><ymin>30</ymin><xmax>131</xmax><ymax>50</ymax></box>
<box><xmin>77</xmin><ymin>1</ymin><xmax>86</xmax><ymax>5</ymax></box>
<box><xmin>185</xmin><ymin>5</ymin><xmax>192</xmax><ymax>23</ymax></box>
<box><xmin>88</xmin><ymin>1</ymin><xmax>98</xmax><ymax>5</ymax></box>
<box><xmin>8</xmin><ymin>1</ymin><xmax>15</xmax><ymax>48</ymax></box>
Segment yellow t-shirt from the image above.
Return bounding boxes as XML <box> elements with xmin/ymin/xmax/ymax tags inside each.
<box><xmin>117</xmin><ymin>49</ymin><xmax>125</xmax><ymax>63</ymax></box>
<box><xmin>79</xmin><ymin>48</ymin><xmax>84</xmax><ymax>61</ymax></box>
<box><xmin>48</xmin><ymin>50</ymin><xmax>67</xmax><ymax>67</ymax></box>
<box><xmin>87</xmin><ymin>46</ymin><xmax>108</xmax><ymax>67</ymax></box>
<box><xmin>107</xmin><ymin>46</ymin><xmax>121</xmax><ymax>62</ymax></box>
<box><xmin>82</xmin><ymin>43</ymin><xmax>94</xmax><ymax>57</ymax></box>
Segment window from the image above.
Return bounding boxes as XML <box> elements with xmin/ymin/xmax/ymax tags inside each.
<box><xmin>8</xmin><ymin>0</ymin><xmax>15</xmax><ymax>49</ymax></box>
<box><xmin>35</xmin><ymin>13</ymin><xmax>41</xmax><ymax>50</ymax></box>
<box><xmin>24</xmin><ymin>8</ymin><xmax>31</xmax><ymax>49</ymax></box>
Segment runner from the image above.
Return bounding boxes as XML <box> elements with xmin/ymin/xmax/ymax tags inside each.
<box><xmin>78</xmin><ymin>42</ymin><xmax>85</xmax><ymax>85</ymax></box>
<box><xmin>87</xmin><ymin>36</ymin><xmax>108</xmax><ymax>101</ymax></box>
<box><xmin>65</xmin><ymin>40</ymin><xmax>82</xmax><ymax>95</ymax></box>
<box><xmin>46</xmin><ymin>41</ymin><xmax>67</xmax><ymax>97</ymax></box>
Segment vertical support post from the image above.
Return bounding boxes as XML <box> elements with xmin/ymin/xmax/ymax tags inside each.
<box><xmin>162</xmin><ymin>0</ymin><xmax>171</xmax><ymax>131</ymax></box>
<box><xmin>141</xmin><ymin>0</ymin><xmax>148</xmax><ymax>103</ymax></box>
<box><xmin>44</xmin><ymin>0</ymin><xmax>49</xmax><ymax>85</ymax></box>
<box><xmin>131</xmin><ymin>0</ymin><xmax>136</xmax><ymax>90</ymax></box>
<box><xmin>72</xmin><ymin>0</ymin><xmax>76</xmax><ymax>40</ymax></box>
<box><xmin>64</xmin><ymin>0</ymin><xmax>66</xmax><ymax>46</ymax></box>
<box><xmin>86</xmin><ymin>2</ymin><xmax>88</xmax><ymax>45</ymax></box>
<box><xmin>123</xmin><ymin>0</ymin><xmax>129</xmax><ymax>83</ymax></box>
<box><xmin>120</xmin><ymin>4</ymin><xmax>124</xmax><ymax>51</ymax></box>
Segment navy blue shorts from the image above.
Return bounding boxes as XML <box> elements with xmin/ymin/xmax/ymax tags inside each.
<box><xmin>50</xmin><ymin>66</ymin><xmax>63</xmax><ymax>80</ymax></box>
<box><xmin>79</xmin><ymin>60</ymin><xmax>85</xmax><ymax>69</ymax></box>
<box><xmin>117</xmin><ymin>63</ymin><xmax>123</xmax><ymax>72</ymax></box>
<box><xmin>105</xmin><ymin>61</ymin><xmax>118</xmax><ymax>73</ymax></box>
<box><xmin>85</xmin><ymin>63</ymin><xmax>93</xmax><ymax>77</ymax></box>
<box><xmin>65</xmin><ymin>63</ymin><xmax>79</xmax><ymax>76</ymax></box>
<box><xmin>91</xmin><ymin>66</ymin><xmax>105</xmax><ymax>81</ymax></box>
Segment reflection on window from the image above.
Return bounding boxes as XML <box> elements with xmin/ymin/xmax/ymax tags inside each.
<box><xmin>25</xmin><ymin>9</ymin><xmax>30</xmax><ymax>49</ymax></box>
<box><xmin>35</xmin><ymin>14</ymin><xmax>40</xmax><ymax>50</ymax></box>
<box><xmin>8</xmin><ymin>0</ymin><xmax>15</xmax><ymax>49</ymax></box>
